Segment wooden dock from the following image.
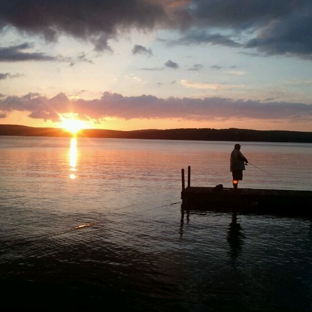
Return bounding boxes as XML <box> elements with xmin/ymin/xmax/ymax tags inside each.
<box><xmin>181</xmin><ymin>166</ymin><xmax>312</xmax><ymax>216</ymax></box>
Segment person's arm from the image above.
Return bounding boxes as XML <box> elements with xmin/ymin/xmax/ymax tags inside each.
<box><xmin>239</xmin><ymin>151</ymin><xmax>248</xmax><ymax>163</ymax></box>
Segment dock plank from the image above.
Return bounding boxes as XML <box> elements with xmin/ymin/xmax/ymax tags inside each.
<box><xmin>181</xmin><ymin>186</ymin><xmax>312</xmax><ymax>216</ymax></box>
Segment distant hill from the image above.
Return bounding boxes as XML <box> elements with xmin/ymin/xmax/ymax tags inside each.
<box><xmin>1</xmin><ymin>124</ymin><xmax>312</xmax><ymax>143</ymax></box>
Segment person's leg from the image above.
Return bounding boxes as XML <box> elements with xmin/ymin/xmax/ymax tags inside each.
<box><xmin>232</xmin><ymin>170</ymin><xmax>242</xmax><ymax>189</ymax></box>
<box><xmin>232</xmin><ymin>180</ymin><xmax>238</xmax><ymax>189</ymax></box>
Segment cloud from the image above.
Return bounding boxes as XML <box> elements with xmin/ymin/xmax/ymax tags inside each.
<box><xmin>0</xmin><ymin>43</ymin><xmax>95</xmax><ymax>65</ymax></box>
<box><xmin>176</xmin><ymin>1</ymin><xmax>312</xmax><ymax>59</ymax></box>
<box><xmin>0</xmin><ymin>0</ymin><xmax>170</xmax><ymax>52</ymax></box>
<box><xmin>209</xmin><ymin>65</ymin><xmax>239</xmax><ymax>71</ymax></box>
<box><xmin>165</xmin><ymin>60</ymin><xmax>179</xmax><ymax>69</ymax></box>
<box><xmin>0</xmin><ymin>72</ymin><xmax>23</xmax><ymax>80</ymax></box>
<box><xmin>132</xmin><ymin>45</ymin><xmax>153</xmax><ymax>56</ymax></box>
<box><xmin>0</xmin><ymin>73</ymin><xmax>10</xmax><ymax>80</ymax></box>
<box><xmin>169</xmin><ymin>30</ymin><xmax>241</xmax><ymax>48</ymax></box>
<box><xmin>180</xmin><ymin>79</ymin><xmax>244</xmax><ymax>90</ymax></box>
<box><xmin>66</xmin><ymin>53</ymin><xmax>94</xmax><ymax>66</ymax></box>
<box><xmin>187</xmin><ymin>0</ymin><xmax>308</xmax><ymax>29</ymax></box>
<box><xmin>210</xmin><ymin>65</ymin><xmax>222</xmax><ymax>70</ymax></box>
<box><xmin>0</xmin><ymin>1</ymin><xmax>312</xmax><ymax>60</ymax></box>
<box><xmin>187</xmin><ymin>64</ymin><xmax>203</xmax><ymax>71</ymax></box>
<box><xmin>245</xmin><ymin>9</ymin><xmax>312</xmax><ymax>58</ymax></box>
<box><xmin>0</xmin><ymin>1</ymin><xmax>311</xmax><ymax>58</ymax></box>
<box><xmin>1</xmin><ymin>92</ymin><xmax>312</xmax><ymax>123</ymax></box>
<box><xmin>181</xmin><ymin>80</ymin><xmax>224</xmax><ymax>90</ymax></box>
<box><xmin>0</xmin><ymin>43</ymin><xmax>56</xmax><ymax>62</ymax></box>
<box><xmin>141</xmin><ymin>67</ymin><xmax>164</xmax><ymax>71</ymax></box>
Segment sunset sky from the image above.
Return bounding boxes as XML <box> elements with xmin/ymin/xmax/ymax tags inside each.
<box><xmin>1</xmin><ymin>0</ymin><xmax>312</xmax><ymax>131</ymax></box>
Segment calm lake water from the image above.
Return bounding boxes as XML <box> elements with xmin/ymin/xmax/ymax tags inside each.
<box><xmin>0</xmin><ymin>136</ymin><xmax>312</xmax><ymax>311</ymax></box>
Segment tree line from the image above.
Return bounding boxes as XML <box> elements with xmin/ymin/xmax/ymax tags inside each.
<box><xmin>1</xmin><ymin>124</ymin><xmax>312</xmax><ymax>143</ymax></box>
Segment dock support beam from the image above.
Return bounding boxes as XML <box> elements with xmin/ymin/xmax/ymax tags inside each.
<box><xmin>182</xmin><ymin>166</ymin><xmax>191</xmax><ymax>191</ymax></box>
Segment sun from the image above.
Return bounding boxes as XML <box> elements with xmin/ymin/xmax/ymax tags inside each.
<box><xmin>60</xmin><ymin>114</ymin><xmax>87</xmax><ymax>134</ymax></box>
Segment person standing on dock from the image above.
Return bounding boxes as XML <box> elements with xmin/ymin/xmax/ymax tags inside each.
<box><xmin>230</xmin><ymin>144</ymin><xmax>248</xmax><ymax>189</ymax></box>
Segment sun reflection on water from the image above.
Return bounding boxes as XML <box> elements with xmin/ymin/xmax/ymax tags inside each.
<box><xmin>69</xmin><ymin>137</ymin><xmax>77</xmax><ymax>179</ymax></box>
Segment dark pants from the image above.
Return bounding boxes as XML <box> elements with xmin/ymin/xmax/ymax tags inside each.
<box><xmin>232</xmin><ymin>170</ymin><xmax>243</xmax><ymax>181</ymax></box>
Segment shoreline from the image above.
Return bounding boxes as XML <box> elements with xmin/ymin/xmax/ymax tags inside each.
<box><xmin>1</xmin><ymin>124</ymin><xmax>312</xmax><ymax>143</ymax></box>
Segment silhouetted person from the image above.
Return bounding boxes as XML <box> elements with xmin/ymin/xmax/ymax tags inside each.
<box><xmin>230</xmin><ymin>143</ymin><xmax>248</xmax><ymax>189</ymax></box>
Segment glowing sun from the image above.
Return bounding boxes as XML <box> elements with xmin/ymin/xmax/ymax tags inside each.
<box><xmin>60</xmin><ymin>114</ymin><xmax>87</xmax><ymax>134</ymax></box>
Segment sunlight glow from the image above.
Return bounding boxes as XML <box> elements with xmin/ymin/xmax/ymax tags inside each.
<box><xmin>60</xmin><ymin>113</ymin><xmax>87</xmax><ymax>134</ymax></box>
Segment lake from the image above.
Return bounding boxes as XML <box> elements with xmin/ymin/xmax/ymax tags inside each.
<box><xmin>0</xmin><ymin>136</ymin><xmax>312</xmax><ymax>311</ymax></box>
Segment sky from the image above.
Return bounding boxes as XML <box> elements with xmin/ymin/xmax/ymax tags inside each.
<box><xmin>1</xmin><ymin>0</ymin><xmax>312</xmax><ymax>132</ymax></box>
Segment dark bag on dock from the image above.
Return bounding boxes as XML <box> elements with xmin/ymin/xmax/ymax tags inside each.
<box><xmin>213</xmin><ymin>184</ymin><xmax>223</xmax><ymax>192</ymax></box>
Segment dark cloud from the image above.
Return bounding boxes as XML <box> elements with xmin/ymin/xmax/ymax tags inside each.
<box><xmin>209</xmin><ymin>65</ymin><xmax>237</xmax><ymax>70</ymax></box>
<box><xmin>245</xmin><ymin>9</ymin><xmax>312</xmax><ymax>57</ymax></box>
<box><xmin>211</xmin><ymin>65</ymin><xmax>222</xmax><ymax>70</ymax></box>
<box><xmin>0</xmin><ymin>73</ymin><xmax>23</xmax><ymax>80</ymax></box>
<box><xmin>67</xmin><ymin>53</ymin><xmax>94</xmax><ymax>66</ymax></box>
<box><xmin>132</xmin><ymin>45</ymin><xmax>153</xmax><ymax>56</ymax></box>
<box><xmin>181</xmin><ymin>1</ymin><xmax>312</xmax><ymax>59</ymax></box>
<box><xmin>188</xmin><ymin>64</ymin><xmax>203</xmax><ymax>71</ymax></box>
<box><xmin>1</xmin><ymin>92</ymin><xmax>312</xmax><ymax>123</ymax></box>
<box><xmin>0</xmin><ymin>73</ymin><xmax>10</xmax><ymax>80</ymax></box>
<box><xmin>170</xmin><ymin>31</ymin><xmax>241</xmax><ymax>48</ymax></box>
<box><xmin>1</xmin><ymin>1</ymin><xmax>312</xmax><ymax>58</ymax></box>
<box><xmin>0</xmin><ymin>43</ymin><xmax>94</xmax><ymax>65</ymax></box>
<box><xmin>0</xmin><ymin>0</ymin><xmax>169</xmax><ymax>52</ymax></box>
<box><xmin>188</xmin><ymin>1</ymin><xmax>290</xmax><ymax>26</ymax></box>
<box><xmin>165</xmin><ymin>60</ymin><xmax>179</xmax><ymax>69</ymax></box>
<box><xmin>0</xmin><ymin>43</ymin><xmax>55</xmax><ymax>62</ymax></box>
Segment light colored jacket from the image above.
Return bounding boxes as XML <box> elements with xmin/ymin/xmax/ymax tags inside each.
<box><xmin>230</xmin><ymin>149</ymin><xmax>248</xmax><ymax>171</ymax></box>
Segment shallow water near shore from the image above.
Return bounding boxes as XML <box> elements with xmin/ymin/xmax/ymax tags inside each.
<box><xmin>1</xmin><ymin>136</ymin><xmax>312</xmax><ymax>311</ymax></box>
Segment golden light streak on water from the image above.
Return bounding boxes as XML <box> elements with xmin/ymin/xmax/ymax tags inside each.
<box><xmin>69</xmin><ymin>137</ymin><xmax>77</xmax><ymax>179</ymax></box>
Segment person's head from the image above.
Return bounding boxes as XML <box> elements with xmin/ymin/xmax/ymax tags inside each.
<box><xmin>234</xmin><ymin>143</ymin><xmax>241</xmax><ymax>150</ymax></box>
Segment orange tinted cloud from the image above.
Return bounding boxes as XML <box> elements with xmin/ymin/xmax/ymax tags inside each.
<box><xmin>1</xmin><ymin>92</ymin><xmax>312</xmax><ymax>125</ymax></box>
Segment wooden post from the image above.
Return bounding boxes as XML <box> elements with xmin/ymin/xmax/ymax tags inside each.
<box><xmin>181</xmin><ymin>168</ymin><xmax>185</xmax><ymax>191</ymax></box>
<box><xmin>188</xmin><ymin>166</ymin><xmax>191</xmax><ymax>188</ymax></box>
